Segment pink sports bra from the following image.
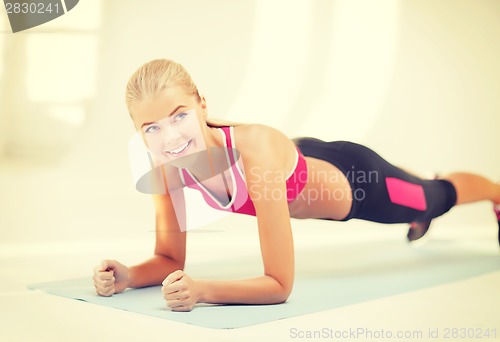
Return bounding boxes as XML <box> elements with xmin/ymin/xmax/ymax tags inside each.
<box><xmin>179</xmin><ymin>126</ymin><xmax>307</xmax><ymax>216</ymax></box>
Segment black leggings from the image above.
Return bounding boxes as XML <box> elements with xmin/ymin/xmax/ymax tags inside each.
<box><xmin>292</xmin><ymin>138</ymin><xmax>457</xmax><ymax>224</ymax></box>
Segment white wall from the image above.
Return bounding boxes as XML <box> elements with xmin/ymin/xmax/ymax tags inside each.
<box><xmin>1</xmin><ymin>0</ymin><xmax>499</xmax><ymax>244</ymax></box>
<box><xmin>0</xmin><ymin>11</ymin><xmax>6</xmax><ymax>157</ymax></box>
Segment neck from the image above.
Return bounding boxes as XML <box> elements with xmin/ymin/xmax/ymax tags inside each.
<box><xmin>205</xmin><ymin>125</ymin><xmax>223</xmax><ymax>149</ymax></box>
<box><xmin>183</xmin><ymin>125</ymin><xmax>230</xmax><ymax>181</ymax></box>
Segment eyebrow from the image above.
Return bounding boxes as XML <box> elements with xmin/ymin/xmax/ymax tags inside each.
<box><xmin>140</xmin><ymin>105</ymin><xmax>187</xmax><ymax>128</ymax></box>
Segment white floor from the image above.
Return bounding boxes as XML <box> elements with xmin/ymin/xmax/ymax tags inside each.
<box><xmin>1</xmin><ymin>213</ymin><xmax>499</xmax><ymax>342</ymax></box>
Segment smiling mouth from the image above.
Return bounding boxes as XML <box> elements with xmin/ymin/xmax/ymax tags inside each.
<box><xmin>165</xmin><ymin>139</ymin><xmax>192</xmax><ymax>155</ymax></box>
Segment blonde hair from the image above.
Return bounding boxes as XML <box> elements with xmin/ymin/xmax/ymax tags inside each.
<box><xmin>125</xmin><ymin>59</ymin><xmax>243</xmax><ymax>128</ymax></box>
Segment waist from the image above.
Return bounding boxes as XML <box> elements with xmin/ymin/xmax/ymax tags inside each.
<box><xmin>285</xmin><ymin>147</ymin><xmax>308</xmax><ymax>201</ymax></box>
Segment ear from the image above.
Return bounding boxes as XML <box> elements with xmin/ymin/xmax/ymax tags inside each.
<box><xmin>200</xmin><ymin>95</ymin><xmax>207</xmax><ymax>119</ymax></box>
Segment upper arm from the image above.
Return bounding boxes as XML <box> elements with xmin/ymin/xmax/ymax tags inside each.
<box><xmin>152</xmin><ymin>190</ymin><xmax>187</xmax><ymax>267</ymax></box>
<box><xmin>239</xmin><ymin>125</ymin><xmax>296</xmax><ymax>296</ymax></box>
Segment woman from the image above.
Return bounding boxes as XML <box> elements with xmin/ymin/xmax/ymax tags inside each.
<box><xmin>93</xmin><ymin>59</ymin><xmax>500</xmax><ymax>312</ymax></box>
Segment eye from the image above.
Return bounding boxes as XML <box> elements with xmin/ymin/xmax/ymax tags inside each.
<box><xmin>144</xmin><ymin>125</ymin><xmax>160</xmax><ymax>134</ymax></box>
<box><xmin>173</xmin><ymin>112</ymin><xmax>188</xmax><ymax>123</ymax></box>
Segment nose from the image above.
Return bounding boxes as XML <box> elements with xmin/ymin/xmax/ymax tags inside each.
<box><xmin>162</xmin><ymin>125</ymin><xmax>183</xmax><ymax>150</ymax></box>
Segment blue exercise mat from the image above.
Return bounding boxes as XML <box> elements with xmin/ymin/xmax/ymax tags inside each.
<box><xmin>28</xmin><ymin>247</ymin><xmax>500</xmax><ymax>329</ymax></box>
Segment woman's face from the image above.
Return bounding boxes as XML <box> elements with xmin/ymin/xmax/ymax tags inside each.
<box><xmin>131</xmin><ymin>86</ymin><xmax>208</xmax><ymax>165</ymax></box>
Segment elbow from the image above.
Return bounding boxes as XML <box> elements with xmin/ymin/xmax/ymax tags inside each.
<box><xmin>272</xmin><ymin>288</ymin><xmax>291</xmax><ymax>304</ymax></box>
<box><xmin>263</xmin><ymin>272</ymin><xmax>294</xmax><ymax>304</ymax></box>
<box><xmin>282</xmin><ymin>283</ymin><xmax>293</xmax><ymax>302</ymax></box>
<box><xmin>275</xmin><ymin>291</ymin><xmax>291</xmax><ymax>304</ymax></box>
<box><xmin>156</xmin><ymin>253</ymin><xmax>185</xmax><ymax>270</ymax></box>
<box><xmin>270</xmin><ymin>279</ymin><xmax>293</xmax><ymax>304</ymax></box>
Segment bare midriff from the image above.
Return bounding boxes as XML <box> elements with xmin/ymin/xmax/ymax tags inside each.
<box><xmin>288</xmin><ymin>156</ymin><xmax>353</xmax><ymax>221</ymax></box>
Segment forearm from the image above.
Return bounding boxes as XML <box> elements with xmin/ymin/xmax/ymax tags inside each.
<box><xmin>128</xmin><ymin>254</ymin><xmax>183</xmax><ymax>289</ymax></box>
<box><xmin>197</xmin><ymin>275</ymin><xmax>291</xmax><ymax>305</ymax></box>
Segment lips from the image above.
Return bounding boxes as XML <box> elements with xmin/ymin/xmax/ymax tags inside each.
<box><xmin>165</xmin><ymin>139</ymin><xmax>192</xmax><ymax>155</ymax></box>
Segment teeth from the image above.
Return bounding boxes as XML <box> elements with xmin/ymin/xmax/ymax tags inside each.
<box><xmin>166</xmin><ymin>140</ymin><xmax>190</xmax><ymax>154</ymax></box>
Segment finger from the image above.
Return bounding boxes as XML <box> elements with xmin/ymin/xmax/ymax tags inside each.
<box><xmin>100</xmin><ymin>279</ymin><xmax>115</xmax><ymax>289</ymax></box>
<box><xmin>95</xmin><ymin>284</ymin><xmax>113</xmax><ymax>295</ymax></box>
<box><xmin>93</xmin><ymin>273</ymin><xmax>113</xmax><ymax>287</ymax></box>
<box><xmin>163</xmin><ymin>291</ymin><xmax>179</xmax><ymax>301</ymax></box>
<box><xmin>162</xmin><ymin>288</ymin><xmax>178</xmax><ymax>298</ymax></box>
<box><xmin>95</xmin><ymin>271</ymin><xmax>114</xmax><ymax>281</ymax></box>
<box><xmin>99</xmin><ymin>260</ymin><xmax>118</xmax><ymax>272</ymax></box>
<box><xmin>96</xmin><ymin>287</ymin><xmax>108</xmax><ymax>296</ymax></box>
<box><xmin>92</xmin><ymin>275</ymin><xmax>103</xmax><ymax>287</ymax></box>
<box><xmin>162</xmin><ymin>281</ymin><xmax>186</xmax><ymax>295</ymax></box>
<box><xmin>164</xmin><ymin>290</ymin><xmax>189</xmax><ymax>301</ymax></box>
<box><xmin>170</xmin><ymin>304</ymin><xmax>192</xmax><ymax>312</ymax></box>
<box><xmin>161</xmin><ymin>282</ymin><xmax>177</xmax><ymax>294</ymax></box>
<box><xmin>162</xmin><ymin>285</ymin><xmax>179</xmax><ymax>298</ymax></box>
<box><xmin>98</xmin><ymin>260</ymin><xmax>109</xmax><ymax>272</ymax></box>
<box><xmin>94</xmin><ymin>275</ymin><xmax>115</xmax><ymax>287</ymax></box>
<box><xmin>101</xmin><ymin>276</ymin><xmax>115</xmax><ymax>286</ymax></box>
<box><xmin>162</xmin><ymin>270</ymin><xmax>184</xmax><ymax>286</ymax></box>
<box><xmin>93</xmin><ymin>279</ymin><xmax>110</xmax><ymax>290</ymax></box>
<box><xmin>102</xmin><ymin>282</ymin><xmax>115</xmax><ymax>291</ymax></box>
<box><xmin>99</xmin><ymin>287</ymin><xmax>115</xmax><ymax>297</ymax></box>
<box><xmin>94</xmin><ymin>280</ymin><xmax>113</xmax><ymax>291</ymax></box>
<box><xmin>164</xmin><ymin>294</ymin><xmax>189</xmax><ymax>303</ymax></box>
<box><xmin>163</xmin><ymin>277</ymin><xmax>188</xmax><ymax>291</ymax></box>
<box><xmin>166</xmin><ymin>298</ymin><xmax>188</xmax><ymax>309</ymax></box>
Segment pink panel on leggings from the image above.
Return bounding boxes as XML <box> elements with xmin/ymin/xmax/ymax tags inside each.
<box><xmin>494</xmin><ymin>206</ymin><xmax>500</xmax><ymax>220</ymax></box>
<box><xmin>385</xmin><ymin>177</ymin><xmax>427</xmax><ymax>211</ymax></box>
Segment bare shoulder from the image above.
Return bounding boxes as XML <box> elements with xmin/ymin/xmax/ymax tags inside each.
<box><xmin>234</xmin><ymin>124</ymin><xmax>293</xmax><ymax>154</ymax></box>
<box><xmin>233</xmin><ymin>123</ymin><xmax>296</xmax><ymax>168</ymax></box>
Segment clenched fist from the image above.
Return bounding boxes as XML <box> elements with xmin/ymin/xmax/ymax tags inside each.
<box><xmin>93</xmin><ymin>260</ymin><xmax>130</xmax><ymax>297</ymax></box>
<box><xmin>162</xmin><ymin>270</ymin><xmax>201</xmax><ymax>312</ymax></box>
